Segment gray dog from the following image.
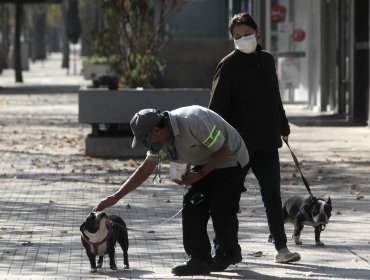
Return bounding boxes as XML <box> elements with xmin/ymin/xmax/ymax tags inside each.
<box><xmin>269</xmin><ymin>196</ymin><xmax>332</xmax><ymax>246</ymax></box>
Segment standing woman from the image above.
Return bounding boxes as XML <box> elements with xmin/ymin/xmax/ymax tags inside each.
<box><xmin>209</xmin><ymin>11</ymin><xmax>300</xmax><ymax>263</ymax></box>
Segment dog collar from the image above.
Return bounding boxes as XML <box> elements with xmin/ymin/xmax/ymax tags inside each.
<box><xmin>81</xmin><ymin>227</ymin><xmax>113</xmax><ymax>255</ymax></box>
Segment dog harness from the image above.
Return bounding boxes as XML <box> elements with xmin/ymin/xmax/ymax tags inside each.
<box><xmin>81</xmin><ymin>227</ymin><xmax>113</xmax><ymax>256</ymax></box>
<box><xmin>298</xmin><ymin>201</ymin><xmax>326</xmax><ymax>231</ymax></box>
<box><xmin>299</xmin><ymin>207</ymin><xmax>311</xmax><ymax>221</ymax></box>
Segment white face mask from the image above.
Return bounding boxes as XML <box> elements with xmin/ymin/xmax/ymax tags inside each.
<box><xmin>234</xmin><ymin>34</ymin><xmax>257</xmax><ymax>54</ymax></box>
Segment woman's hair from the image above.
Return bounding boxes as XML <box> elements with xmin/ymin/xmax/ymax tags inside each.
<box><xmin>229</xmin><ymin>12</ymin><xmax>258</xmax><ymax>35</ymax></box>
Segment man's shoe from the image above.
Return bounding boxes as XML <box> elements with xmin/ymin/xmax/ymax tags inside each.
<box><xmin>274</xmin><ymin>247</ymin><xmax>301</xmax><ymax>263</ymax></box>
<box><xmin>211</xmin><ymin>253</ymin><xmax>242</xmax><ymax>272</ymax></box>
<box><xmin>171</xmin><ymin>258</ymin><xmax>211</xmax><ymax>276</ymax></box>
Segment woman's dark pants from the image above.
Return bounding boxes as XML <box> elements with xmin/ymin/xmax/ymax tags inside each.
<box><xmin>245</xmin><ymin>149</ymin><xmax>287</xmax><ymax>251</ymax></box>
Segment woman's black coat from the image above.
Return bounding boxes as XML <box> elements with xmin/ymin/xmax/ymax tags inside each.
<box><xmin>209</xmin><ymin>46</ymin><xmax>290</xmax><ymax>154</ymax></box>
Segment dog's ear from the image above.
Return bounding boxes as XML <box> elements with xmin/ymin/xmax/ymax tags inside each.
<box><xmin>327</xmin><ymin>196</ymin><xmax>331</xmax><ymax>206</ymax></box>
<box><xmin>80</xmin><ymin>222</ymin><xmax>86</xmax><ymax>232</ymax></box>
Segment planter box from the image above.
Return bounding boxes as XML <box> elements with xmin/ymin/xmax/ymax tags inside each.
<box><xmin>81</xmin><ymin>64</ymin><xmax>111</xmax><ymax>80</ymax></box>
<box><xmin>78</xmin><ymin>88</ymin><xmax>210</xmax><ymax>158</ymax></box>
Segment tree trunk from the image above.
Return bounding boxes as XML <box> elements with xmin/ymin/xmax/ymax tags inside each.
<box><xmin>14</xmin><ymin>1</ymin><xmax>23</xmax><ymax>83</ymax></box>
<box><xmin>32</xmin><ymin>4</ymin><xmax>47</xmax><ymax>61</ymax></box>
<box><xmin>0</xmin><ymin>6</ymin><xmax>7</xmax><ymax>72</ymax></box>
<box><xmin>61</xmin><ymin>0</ymin><xmax>69</xmax><ymax>69</ymax></box>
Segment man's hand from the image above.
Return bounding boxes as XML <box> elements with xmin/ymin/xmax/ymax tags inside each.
<box><xmin>172</xmin><ymin>172</ymin><xmax>203</xmax><ymax>186</ymax></box>
<box><xmin>282</xmin><ymin>135</ymin><xmax>289</xmax><ymax>142</ymax></box>
<box><xmin>93</xmin><ymin>195</ymin><xmax>119</xmax><ymax>212</ymax></box>
<box><xmin>172</xmin><ymin>144</ymin><xmax>231</xmax><ymax>186</ymax></box>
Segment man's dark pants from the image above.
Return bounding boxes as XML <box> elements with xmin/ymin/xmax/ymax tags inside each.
<box><xmin>245</xmin><ymin>149</ymin><xmax>287</xmax><ymax>251</ymax></box>
<box><xmin>182</xmin><ymin>165</ymin><xmax>245</xmax><ymax>261</ymax></box>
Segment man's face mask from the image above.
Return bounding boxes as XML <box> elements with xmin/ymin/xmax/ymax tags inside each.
<box><xmin>234</xmin><ymin>34</ymin><xmax>257</xmax><ymax>54</ymax></box>
<box><xmin>143</xmin><ymin>133</ymin><xmax>163</xmax><ymax>153</ymax></box>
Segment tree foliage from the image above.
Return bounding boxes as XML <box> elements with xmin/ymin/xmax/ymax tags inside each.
<box><xmin>89</xmin><ymin>0</ymin><xmax>185</xmax><ymax>88</ymax></box>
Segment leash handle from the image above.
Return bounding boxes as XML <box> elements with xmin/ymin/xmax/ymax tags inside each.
<box><xmin>283</xmin><ymin>139</ymin><xmax>314</xmax><ymax>197</ymax></box>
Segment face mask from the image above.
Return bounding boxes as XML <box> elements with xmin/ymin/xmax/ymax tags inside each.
<box><xmin>234</xmin><ymin>34</ymin><xmax>257</xmax><ymax>54</ymax></box>
<box><xmin>148</xmin><ymin>142</ymin><xmax>163</xmax><ymax>153</ymax></box>
<box><xmin>143</xmin><ymin>131</ymin><xmax>163</xmax><ymax>153</ymax></box>
<box><xmin>143</xmin><ymin>138</ymin><xmax>163</xmax><ymax>153</ymax></box>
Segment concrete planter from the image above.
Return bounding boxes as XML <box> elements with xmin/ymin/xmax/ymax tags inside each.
<box><xmin>78</xmin><ymin>88</ymin><xmax>210</xmax><ymax>158</ymax></box>
<box><xmin>81</xmin><ymin>64</ymin><xmax>111</xmax><ymax>80</ymax></box>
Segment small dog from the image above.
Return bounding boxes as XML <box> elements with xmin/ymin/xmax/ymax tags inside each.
<box><xmin>269</xmin><ymin>196</ymin><xmax>332</xmax><ymax>246</ymax></box>
<box><xmin>80</xmin><ymin>212</ymin><xmax>129</xmax><ymax>273</ymax></box>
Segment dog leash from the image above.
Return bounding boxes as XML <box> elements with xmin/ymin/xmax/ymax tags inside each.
<box><xmin>108</xmin><ymin>207</ymin><xmax>183</xmax><ymax>233</ymax></box>
<box><xmin>283</xmin><ymin>140</ymin><xmax>328</xmax><ymax>232</ymax></box>
<box><xmin>283</xmin><ymin>138</ymin><xmax>314</xmax><ymax>198</ymax></box>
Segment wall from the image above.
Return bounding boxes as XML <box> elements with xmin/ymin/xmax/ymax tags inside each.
<box><xmin>154</xmin><ymin>0</ymin><xmax>232</xmax><ymax>88</ymax></box>
<box><xmin>168</xmin><ymin>0</ymin><xmax>229</xmax><ymax>38</ymax></box>
<box><xmin>156</xmin><ymin>38</ymin><xmax>234</xmax><ymax>88</ymax></box>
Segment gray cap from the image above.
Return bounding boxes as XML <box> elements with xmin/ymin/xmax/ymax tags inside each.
<box><xmin>130</xmin><ymin>109</ymin><xmax>161</xmax><ymax>148</ymax></box>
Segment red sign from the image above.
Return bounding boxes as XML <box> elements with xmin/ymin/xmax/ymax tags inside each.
<box><xmin>271</xmin><ymin>5</ymin><xmax>287</xmax><ymax>24</ymax></box>
<box><xmin>293</xmin><ymin>29</ymin><xmax>306</xmax><ymax>42</ymax></box>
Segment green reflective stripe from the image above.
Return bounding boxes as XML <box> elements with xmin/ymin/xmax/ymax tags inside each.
<box><xmin>202</xmin><ymin>126</ymin><xmax>221</xmax><ymax>148</ymax></box>
<box><xmin>147</xmin><ymin>148</ymin><xmax>166</xmax><ymax>159</ymax></box>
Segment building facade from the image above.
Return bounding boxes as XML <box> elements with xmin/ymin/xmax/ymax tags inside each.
<box><xmin>162</xmin><ymin>0</ymin><xmax>369</xmax><ymax>126</ymax></box>
<box><xmin>251</xmin><ymin>0</ymin><xmax>369</xmax><ymax>126</ymax></box>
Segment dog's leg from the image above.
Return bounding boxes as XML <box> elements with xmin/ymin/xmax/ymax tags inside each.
<box><xmin>123</xmin><ymin>251</ymin><xmax>129</xmax><ymax>269</ymax></box>
<box><xmin>293</xmin><ymin>217</ymin><xmax>304</xmax><ymax>245</ymax></box>
<box><xmin>315</xmin><ymin>226</ymin><xmax>324</xmax><ymax>246</ymax></box>
<box><xmin>87</xmin><ymin>251</ymin><xmax>97</xmax><ymax>273</ymax></box>
<box><xmin>117</xmin><ymin>229</ymin><xmax>130</xmax><ymax>269</ymax></box>
<box><xmin>108</xmin><ymin>246</ymin><xmax>117</xmax><ymax>270</ymax></box>
<box><xmin>97</xmin><ymin>256</ymin><xmax>104</xmax><ymax>268</ymax></box>
<box><xmin>267</xmin><ymin>233</ymin><xmax>274</xmax><ymax>243</ymax></box>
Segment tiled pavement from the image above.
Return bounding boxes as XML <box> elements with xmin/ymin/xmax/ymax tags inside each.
<box><xmin>0</xmin><ymin>53</ymin><xmax>370</xmax><ymax>279</ymax></box>
<box><xmin>0</xmin><ymin>93</ymin><xmax>369</xmax><ymax>280</ymax></box>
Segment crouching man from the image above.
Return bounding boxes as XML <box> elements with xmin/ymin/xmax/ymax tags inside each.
<box><xmin>93</xmin><ymin>105</ymin><xmax>249</xmax><ymax>276</ymax></box>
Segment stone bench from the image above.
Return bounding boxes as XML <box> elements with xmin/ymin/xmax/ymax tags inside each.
<box><xmin>78</xmin><ymin>88</ymin><xmax>210</xmax><ymax>158</ymax></box>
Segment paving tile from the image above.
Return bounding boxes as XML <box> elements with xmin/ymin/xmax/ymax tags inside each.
<box><xmin>0</xmin><ymin>93</ymin><xmax>369</xmax><ymax>279</ymax></box>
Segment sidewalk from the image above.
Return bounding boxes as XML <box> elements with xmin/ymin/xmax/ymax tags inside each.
<box><xmin>0</xmin><ymin>52</ymin><xmax>90</xmax><ymax>93</ymax></box>
<box><xmin>1</xmin><ymin>54</ymin><xmax>370</xmax><ymax>279</ymax></box>
<box><xmin>0</xmin><ymin>93</ymin><xmax>369</xmax><ymax>280</ymax></box>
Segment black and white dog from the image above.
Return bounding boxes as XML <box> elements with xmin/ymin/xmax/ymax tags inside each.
<box><xmin>80</xmin><ymin>212</ymin><xmax>129</xmax><ymax>273</ymax></box>
<box><xmin>269</xmin><ymin>196</ymin><xmax>332</xmax><ymax>246</ymax></box>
